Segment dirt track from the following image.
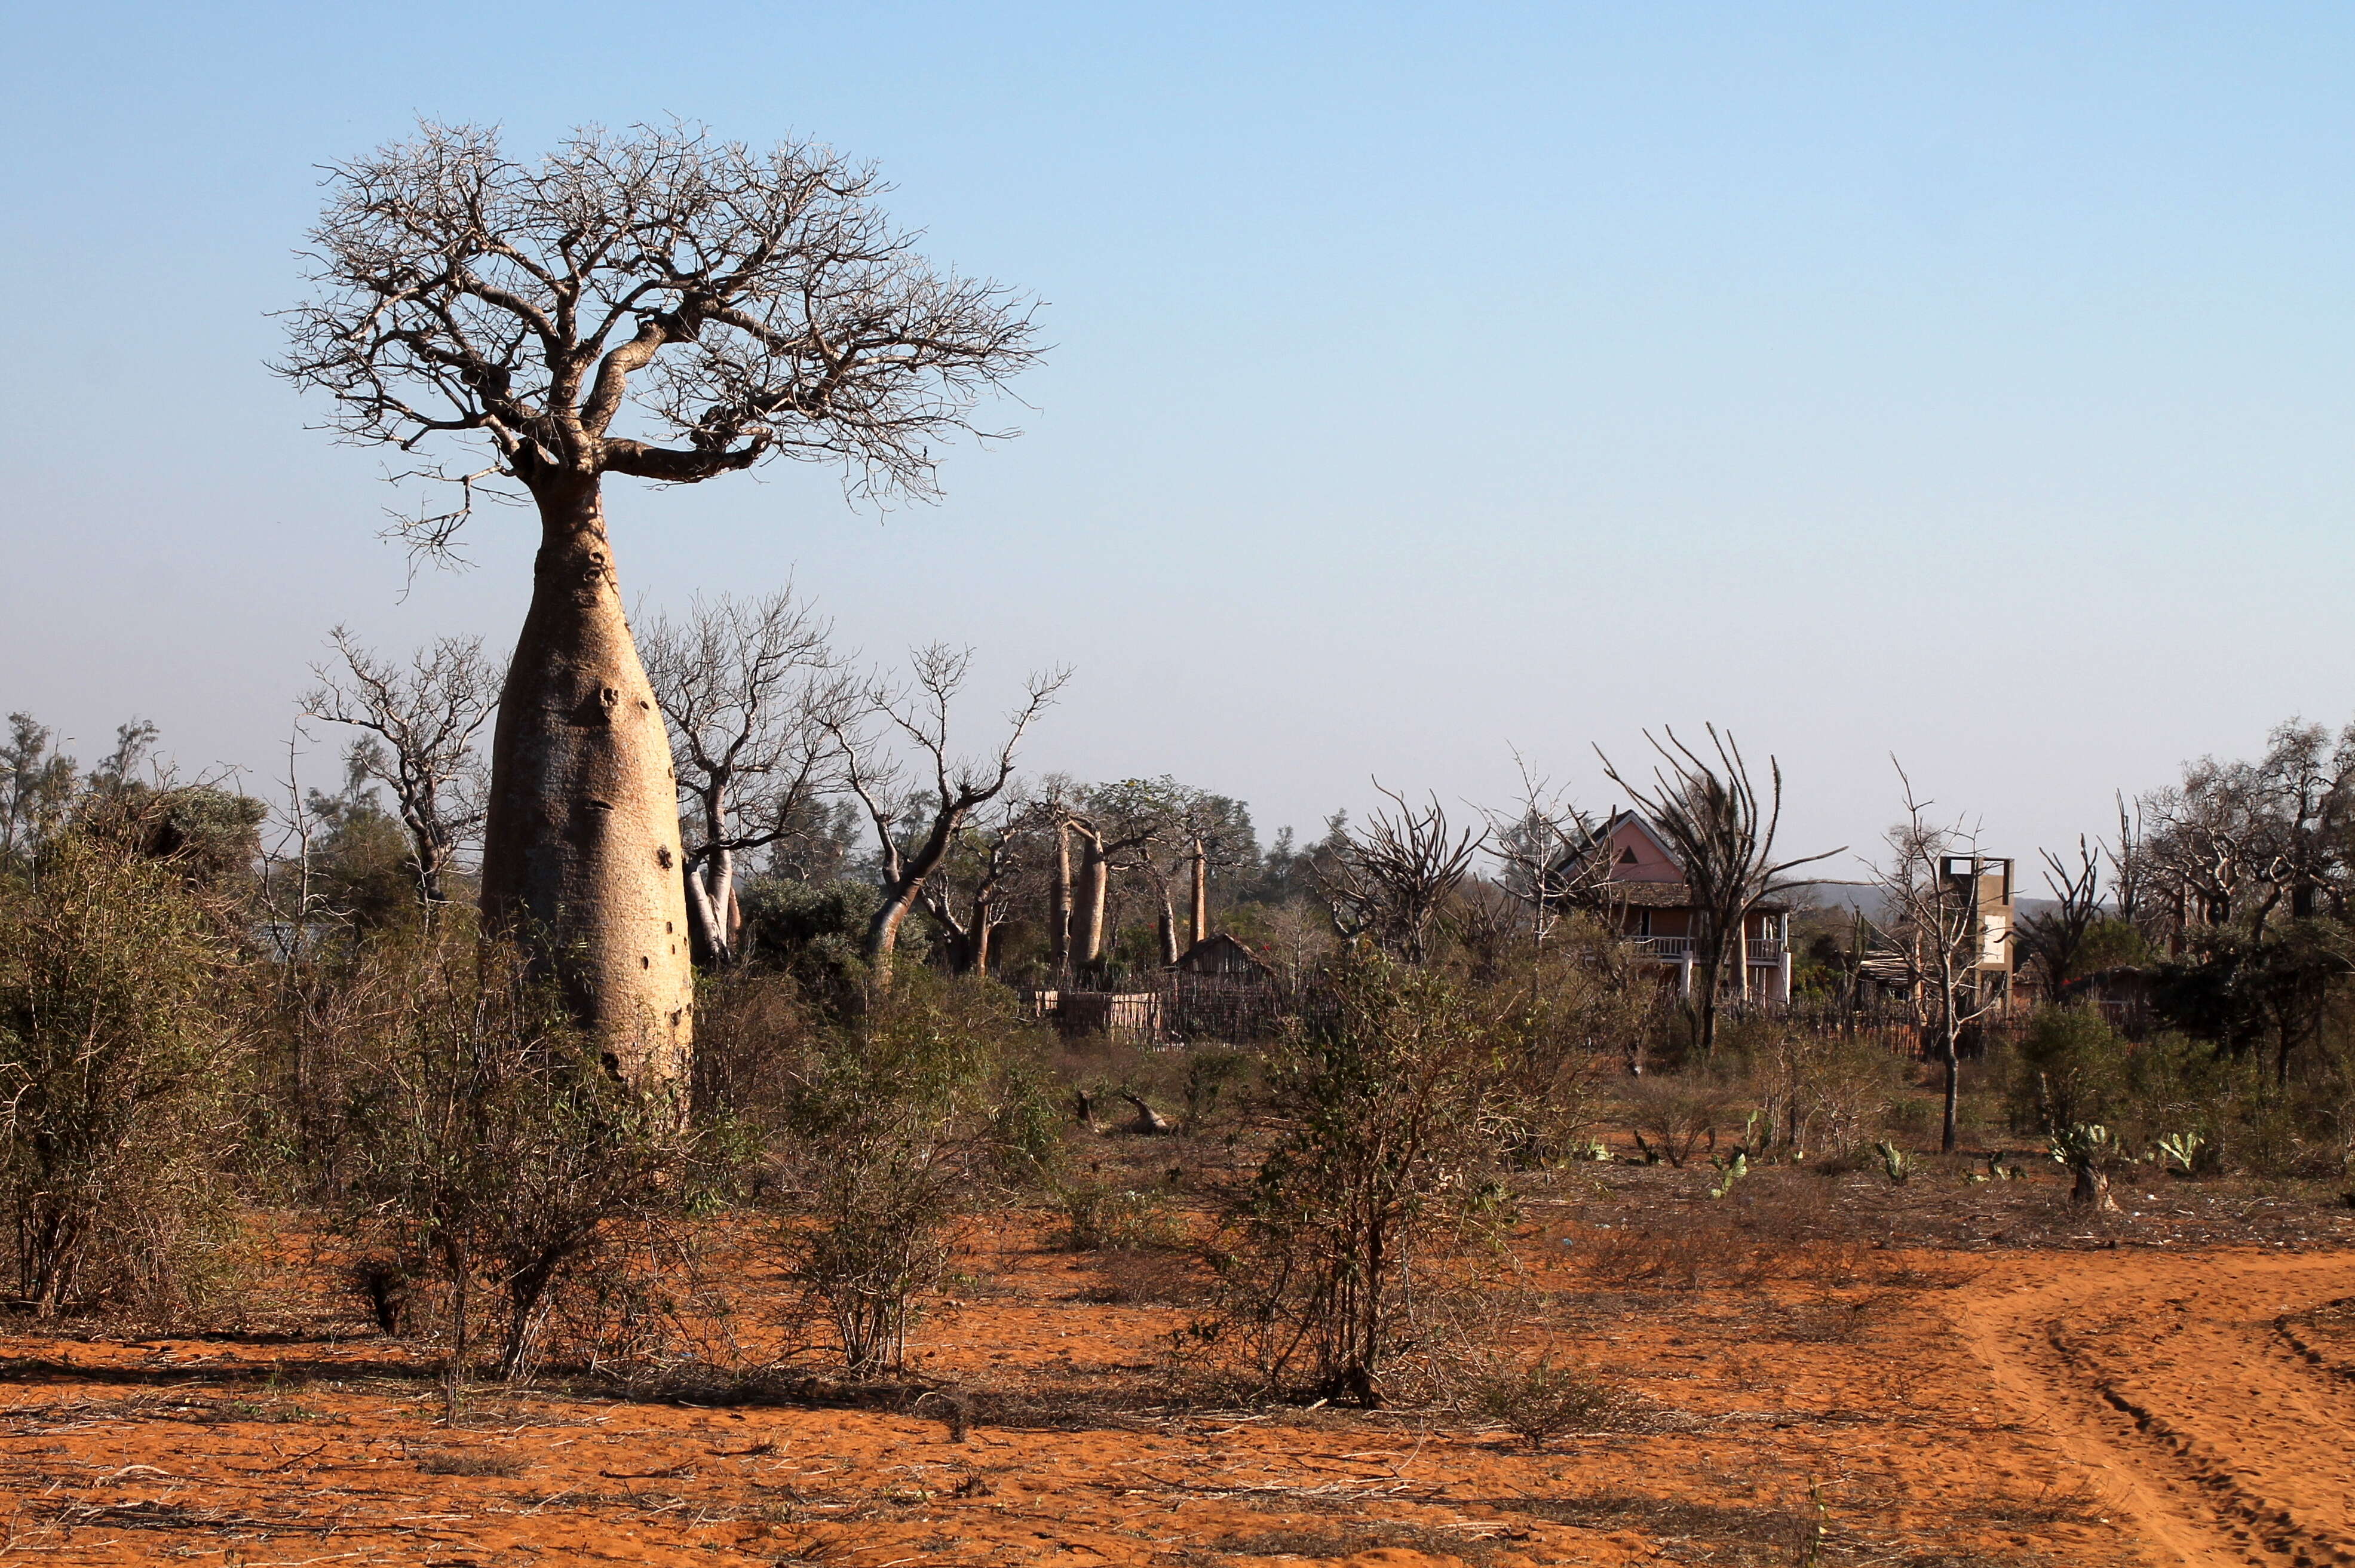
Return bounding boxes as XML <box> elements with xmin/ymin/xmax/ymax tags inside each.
<box><xmin>1955</xmin><ymin>1249</ymin><xmax>2355</xmax><ymax>1567</ymax></box>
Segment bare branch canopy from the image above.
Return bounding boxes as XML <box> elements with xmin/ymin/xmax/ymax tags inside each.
<box><xmin>277</xmin><ymin>120</ymin><xmax>1042</xmax><ymax>548</ymax></box>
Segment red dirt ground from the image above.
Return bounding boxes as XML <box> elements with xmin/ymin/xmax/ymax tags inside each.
<box><xmin>4</xmin><ymin>1168</ymin><xmax>2353</xmax><ymax>1567</ymax></box>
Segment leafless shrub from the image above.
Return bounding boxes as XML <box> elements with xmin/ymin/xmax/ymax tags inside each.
<box><xmin>1620</xmin><ymin>1077</ymin><xmax>1737</xmax><ymax>1168</ymax></box>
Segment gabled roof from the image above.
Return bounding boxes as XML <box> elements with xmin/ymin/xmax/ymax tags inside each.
<box><xmin>1170</xmin><ymin>931</ymin><xmax>1272</xmax><ymax>978</ymax></box>
<box><xmin>1595</xmin><ymin>809</ymin><xmax>1686</xmax><ymax>880</ymax></box>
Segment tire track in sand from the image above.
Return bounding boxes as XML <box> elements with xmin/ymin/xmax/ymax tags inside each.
<box><xmin>1952</xmin><ymin>1250</ymin><xmax>2355</xmax><ymax>1567</ymax></box>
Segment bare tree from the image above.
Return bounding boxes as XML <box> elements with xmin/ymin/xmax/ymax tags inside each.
<box><xmin>918</xmin><ymin>794</ymin><xmax>1038</xmax><ymax>976</ymax></box>
<box><xmin>1318</xmin><ymin>785</ymin><xmax>1485</xmax><ymax>966</ymax></box>
<box><xmin>1862</xmin><ymin>765</ymin><xmax>2007</xmax><ymax>1153</ymax></box>
<box><xmin>1597</xmin><ymin>727</ymin><xmax>1839</xmax><ymax>1058</ymax></box>
<box><xmin>280</xmin><ymin>121</ymin><xmax>1039</xmax><ymax>1090</ymax></box>
<box><xmin>1482</xmin><ymin>753</ymin><xmax>1611</xmax><ymax>985</ymax></box>
<box><xmin>829</xmin><ymin>646</ymin><xmax>1065</xmax><ymax>988</ymax></box>
<box><xmin>641</xmin><ymin>588</ymin><xmax>850</xmax><ymax>969</ymax></box>
<box><xmin>2017</xmin><ymin>837</ymin><xmax>2105</xmax><ymax>998</ymax></box>
<box><xmin>301</xmin><ymin>629</ymin><xmax>498</xmax><ymax>910</ymax></box>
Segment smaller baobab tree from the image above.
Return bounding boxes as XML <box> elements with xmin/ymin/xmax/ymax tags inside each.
<box><xmin>642</xmin><ymin>587</ymin><xmax>851</xmax><ymax>969</ymax></box>
<box><xmin>2017</xmin><ymin>837</ymin><xmax>2108</xmax><ymax>998</ymax></box>
<box><xmin>828</xmin><ymin>646</ymin><xmax>1066</xmax><ymax>989</ymax></box>
<box><xmin>1318</xmin><ymin>785</ymin><xmax>1486</xmax><ymax>967</ymax></box>
<box><xmin>1597</xmin><ymin>726</ymin><xmax>1839</xmax><ymax>1058</ymax></box>
<box><xmin>1863</xmin><ymin>764</ymin><xmax>2007</xmax><ymax>1154</ymax></box>
<box><xmin>302</xmin><ymin>628</ymin><xmax>499</xmax><ymax>911</ymax></box>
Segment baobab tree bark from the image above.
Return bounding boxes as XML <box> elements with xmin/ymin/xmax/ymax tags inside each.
<box><xmin>1050</xmin><ymin>816</ymin><xmax>1075</xmax><ymax>977</ymax></box>
<box><xmin>1189</xmin><ymin>840</ymin><xmax>1210</xmax><ymax>950</ymax></box>
<box><xmin>1072</xmin><ymin>823</ymin><xmax>1111</xmax><ymax>964</ymax></box>
<box><xmin>480</xmin><ymin>486</ymin><xmax>695</xmax><ymax>1087</ymax></box>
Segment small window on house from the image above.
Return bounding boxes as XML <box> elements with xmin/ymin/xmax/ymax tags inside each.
<box><xmin>1618</xmin><ymin>847</ymin><xmax>1639</xmax><ymax>865</ymax></box>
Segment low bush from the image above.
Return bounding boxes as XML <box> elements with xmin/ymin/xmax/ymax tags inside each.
<box><xmin>1462</xmin><ymin>1351</ymin><xmax>1630</xmax><ymax>1449</ymax></box>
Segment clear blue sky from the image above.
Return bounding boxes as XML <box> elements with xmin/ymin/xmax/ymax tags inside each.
<box><xmin>4</xmin><ymin>2</ymin><xmax>2350</xmax><ymax>876</ymax></box>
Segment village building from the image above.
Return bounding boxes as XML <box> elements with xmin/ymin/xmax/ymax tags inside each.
<box><xmin>1571</xmin><ymin>811</ymin><xmax>1796</xmax><ymax>1004</ymax></box>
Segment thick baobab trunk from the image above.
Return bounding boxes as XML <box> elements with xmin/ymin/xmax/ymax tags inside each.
<box><xmin>480</xmin><ymin>484</ymin><xmax>694</xmax><ymax>1095</ymax></box>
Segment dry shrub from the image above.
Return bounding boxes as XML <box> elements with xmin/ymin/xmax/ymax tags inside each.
<box><xmin>1461</xmin><ymin>1351</ymin><xmax>1632</xmax><ymax>1449</ymax></box>
<box><xmin>1620</xmin><ymin>1076</ymin><xmax>1738</xmax><ymax>1167</ymax></box>
<box><xmin>1051</xmin><ymin>1179</ymin><xmax>1183</xmax><ymax>1252</ymax></box>
<box><xmin>0</xmin><ymin>826</ymin><xmax>249</xmax><ymax>1322</ymax></box>
<box><xmin>1080</xmin><ymin>1245</ymin><xmax>1207</xmax><ymax>1307</ymax></box>
<box><xmin>764</xmin><ymin>972</ymin><xmax>1060</xmax><ymax>1376</ymax></box>
<box><xmin>332</xmin><ymin>933</ymin><xmax>682</xmax><ymax>1382</ymax></box>
<box><xmin>1182</xmin><ymin>954</ymin><xmax>1513</xmax><ymax>1407</ymax></box>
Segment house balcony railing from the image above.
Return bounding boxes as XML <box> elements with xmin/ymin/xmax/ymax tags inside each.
<box><xmin>1627</xmin><ymin>936</ymin><xmax>1789</xmax><ymax>963</ymax></box>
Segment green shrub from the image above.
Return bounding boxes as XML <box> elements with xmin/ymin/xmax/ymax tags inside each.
<box><xmin>0</xmin><ymin>829</ymin><xmax>247</xmax><ymax>1321</ymax></box>
<box><xmin>768</xmin><ymin>972</ymin><xmax>1050</xmax><ymax>1374</ymax></box>
<box><xmin>334</xmin><ymin>934</ymin><xmax>680</xmax><ymax>1382</ymax></box>
<box><xmin>2009</xmin><ymin>1007</ymin><xmax>2130</xmax><ymax>1136</ymax></box>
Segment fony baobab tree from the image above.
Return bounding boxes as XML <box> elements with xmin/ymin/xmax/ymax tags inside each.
<box><xmin>278</xmin><ymin>122</ymin><xmax>1039</xmax><ymax>1091</ymax></box>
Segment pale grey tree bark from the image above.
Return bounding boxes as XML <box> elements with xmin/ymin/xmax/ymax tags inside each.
<box><xmin>827</xmin><ymin>646</ymin><xmax>1065</xmax><ymax>989</ymax></box>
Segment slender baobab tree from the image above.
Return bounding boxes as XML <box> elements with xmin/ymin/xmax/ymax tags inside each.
<box><xmin>641</xmin><ymin>588</ymin><xmax>849</xmax><ymax>969</ymax></box>
<box><xmin>1597</xmin><ymin>727</ymin><xmax>1839</xmax><ymax>1058</ymax></box>
<box><xmin>301</xmin><ymin>628</ymin><xmax>498</xmax><ymax>910</ymax></box>
<box><xmin>278</xmin><ymin>122</ymin><xmax>1038</xmax><ymax>1088</ymax></box>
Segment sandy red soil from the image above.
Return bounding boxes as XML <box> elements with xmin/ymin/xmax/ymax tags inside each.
<box><xmin>2</xmin><ymin>1177</ymin><xmax>2352</xmax><ymax>1567</ymax></box>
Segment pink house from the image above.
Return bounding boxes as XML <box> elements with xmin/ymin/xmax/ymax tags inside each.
<box><xmin>1574</xmin><ymin>811</ymin><xmax>1794</xmax><ymax>1004</ymax></box>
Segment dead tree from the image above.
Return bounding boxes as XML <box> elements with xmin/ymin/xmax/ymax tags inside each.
<box><xmin>1597</xmin><ymin>726</ymin><xmax>1839</xmax><ymax>1058</ymax></box>
<box><xmin>1318</xmin><ymin>785</ymin><xmax>1485</xmax><ymax>966</ymax></box>
<box><xmin>641</xmin><ymin>588</ymin><xmax>848</xmax><ymax>969</ymax></box>
<box><xmin>300</xmin><ymin>628</ymin><xmax>497</xmax><ymax>909</ymax></box>
<box><xmin>829</xmin><ymin>645</ymin><xmax>1065</xmax><ymax>988</ymax></box>
<box><xmin>1862</xmin><ymin>764</ymin><xmax>2006</xmax><ymax>1153</ymax></box>
<box><xmin>280</xmin><ymin>121</ymin><xmax>1038</xmax><ymax>1090</ymax></box>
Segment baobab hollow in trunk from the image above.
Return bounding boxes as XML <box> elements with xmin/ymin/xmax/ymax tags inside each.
<box><xmin>480</xmin><ymin>486</ymin><xmax>692</xmax><ymax>1088</ymax></box>
<box><xmin>279</xmin><ymin>122</ymin><xmax>1039</xmax><ymax>1090</ymax></box>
